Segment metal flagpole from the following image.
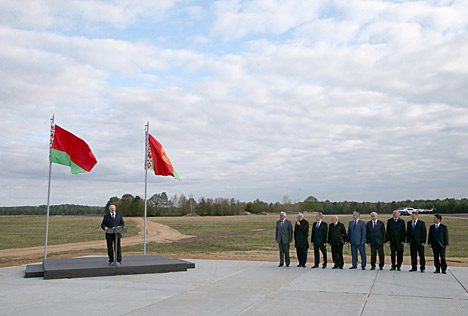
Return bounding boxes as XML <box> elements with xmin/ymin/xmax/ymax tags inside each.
<box><xmin>44</xmin><ymin>115</ymin><xmax>54</xmax><ymax>260</ymax></box>
<box><xmin>143</xmin><ymin>122</ymin><xmax>149</xmax><ymax>255</ymax></box>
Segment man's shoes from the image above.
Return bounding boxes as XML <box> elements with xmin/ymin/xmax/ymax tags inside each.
<box><xmin>397</xmin><ymin>267</ymin><xmax>401</xmax><ymax>271</ymax></box>
<box><xmin>286</xmin><ymin>263</ymin><xmax>289</xmax><ymax>267</ymax></box>
<box><xmin>332</xmin><ymin>266</ymin><xmax>338</xmax><ymax>269</ymax></box>
<box><xmin>117</xmin><ymin>261</ymin><xmax>122</xmax><ymax>265</ymax></box>
<box><xmin>302</xmin><ymin>265</ymin><xmax>306</xmax><ymax>268</ymax></box>
<box><xmin>339</xmin><ymin>266</ymin><xmax>343</xmax><ymax>269</ymax></box>
<box><xmin>311</xmin><ymin>265</ymin><xmax>319</xmax><ymax>269</ymax></box>
<box><xmin>297</xmin><ymin>264</ymin><xmax>302</xmax><ymax>267</ymax></box>
<box><xmin>434</xmin><ymin>270</ymin><xmax>440</xmax><ymax>274</ymax></box>
<box><xmin>349</xmin><ymin>266</ymin><xmax>357</xmax><ymax>269</ymax></box>
<box><xmin>361</xmin><ymin>267</ymin><xmax>366</xmax><ymax>270</ymax></box>
<box><xmin>322</xmin><ymin>265</ymin><xmax>327</xmax><ymax>269</ymax></box>
<box><xmin>420</xmin><ymin>269</ymin><xmax>425</xmax><ymax>273</ymax></box>
<box><xmin>390</xmin><ymin>267</ymin><xmax>395</xmax><ymax>271</ymax></box>
<box><xmin>370</xmin><ymin>267</ymin><xmax>376</xmax><ymax>270</ymax></box>
<box><xmin>379</xmin><ymin>267</ymin><xmax>383</xmax><ymax>270</ymax></box>
<box><xmin>442</xmin><ymin>271</ymin><xmax>447</xmax><ymax>274</ymax></box>
<box><xmin>409</xmin><ymin>269</ymin><xmax>417</xmax><ymax>272</ymax></box>
<box><xmin>278</xmin><ymin>263</ymin><xmax>284</xmax><ymax>267</ymax></box>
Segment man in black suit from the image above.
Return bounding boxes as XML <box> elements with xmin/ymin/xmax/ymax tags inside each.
<box><xmin>366</xmin><ymin>212</ymin><xmax>386</xmax><ymax>270</ymax></box>
<box><xmin>311</xmin><ymin>212</ymin><xmax>328</xmax><ymax>268</ymax></box>
<box><xmin>407</xmin><ymin>212</ymin><xmax>426</xmax><ymax>272</ymax></box>
<box><xmin>101</xmin><ymin>204</ymin><xmax>125</xmax><ymax>264</ymax></box>
<box><xmin>428</xmin><ymin>214</ymin><xmax>449</xmax><ymax>274</ymax></box>
<box><xmin>328</xmin><ymin>215</ymin><xmax>347</xmax><ymax>269</ymax></box>
<box><xmin>294</xmin><ymin>213</ymin><xmax>309</xmax><ymax>267</ymax></box>
<box><xmin>386</xmin><ymin>210</ymin><xmax>406</xmax><ymax>271</ymax></box>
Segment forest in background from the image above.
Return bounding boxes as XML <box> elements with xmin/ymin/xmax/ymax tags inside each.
<box><xmin>1</xmin><ymin>194</ymin><xmax>468</xmax><ymax>216</ymax></box>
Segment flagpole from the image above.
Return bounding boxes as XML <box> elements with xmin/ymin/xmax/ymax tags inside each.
<box><xmin>44</xmin><ymin>115</ymin><xmax>54</xmax><ymax>260</ymax></box>
<box><xmin>144</xmin><ymin>122</ymin><xmax>149</xmax><ymax>255</ymax></box>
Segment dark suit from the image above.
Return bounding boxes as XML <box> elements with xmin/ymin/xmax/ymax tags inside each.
<box><xmin>407</xmin><ymin>219</ymin><xmax>427</xmax><ymax>271</ymax></box>
<box><xmin>366</xmin><ymin>220</ymin><xmax>385</xmax><ymax>269</ymax></box>
<box><xmin>294</xmin><ymin>219</ymin><xmax>309</xmax><ymax>266</ymax></box>
<box><xmin>428</xmin><ymin>223</ymin><xmax>449</xmax><ymax>273</ymax></box>
<box><xmin>276</xmin><ymin>219</ymin><xmax>293</xmax><ymax>266</ymax></box>
<box><xmin>386</xmin><ymin>217</ymin><xmax>406</xmax><ymax>269</ymax></box>
<box><xmin>348</xmin><ymin>219</ymin><xmax>367</xmax><ymax>268</ymax></box>
<box><xmin>311</xmin><ymin>221</ymin><xmax>328</xmax><ymax>267</ymax></box>
<box><xmin>328</xmin><ymin>222</ymin><xmax>347</xmax><ymax>268</ymax></box>
<box><xmin>101</xmin><ymin>212</ymin><xmax>125</xmax><ymax>263</ymax></box>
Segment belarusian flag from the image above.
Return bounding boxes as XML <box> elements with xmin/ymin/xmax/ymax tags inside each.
<box><xmin>147</xmin><ymin>134</ymin><xmax>180</xmax><ymax>180</ymax></box>
<box><xmin>50</xmin><ymin>125</ymin><xmax>97</xmax><ymax>174</ymax></box>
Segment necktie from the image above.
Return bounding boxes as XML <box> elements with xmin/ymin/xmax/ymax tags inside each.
<box><xmin>412</xmin><ymin>221</ymin><xmax>416</xmax><ymax>228</ymax></box>
<box><xmin>112</xmin><ymin>214</ymin><xmax>115</xmax><ymax>220</ymax></box>
<box><xmin>317</xmin><ymin>222</ymin><xmax>320</xmax><ymax>229</ymax></box>
<box><xmin>373</xmin><ymin>221</ymin><xmax>375</xmax><ymax>228</ymax></box>
<box><xmin>353</xmin><ymin>220</ymin><xmax>357</xmax><ymax>228</ymax></box>
<box><xmin>436</xmin><ymin>224</ymin><xmax>439</xmax><ymax>230</ymax></box>
<box><xmin>281</xmin><ymin>220</ymin><xmax>284</xmax><ymax>226</ymax></box>
<box><xmin>394</xmin><ymin>218</ymin><xmax>397</xmax><ymax>223</ymax></box>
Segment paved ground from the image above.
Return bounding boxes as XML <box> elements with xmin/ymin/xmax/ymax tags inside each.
<box><xmin>1</xmin><ymin>259</ymin><xmax>468</xmax><ymax>316</ymax></box>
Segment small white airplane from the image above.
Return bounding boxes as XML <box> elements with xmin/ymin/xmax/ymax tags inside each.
<box><xmin>397</xmin><ymin>207</ymin><xmax>434</xmax><ymax>216</ymax></box>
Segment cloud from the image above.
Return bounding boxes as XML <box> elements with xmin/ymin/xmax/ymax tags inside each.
<box><xmin>0</xmin><ymin>0</ymin><xmax>467</xmax><ymax>206</ymax></box>
<box><xmin>0</xmin><ymin>0</ymin><xmax>180</xmax><ymax>30</ymax></box>
<box><xmin>211</xmin><ymin>0</ymin><xmax>325</xmax><ymax>39</ymax></box>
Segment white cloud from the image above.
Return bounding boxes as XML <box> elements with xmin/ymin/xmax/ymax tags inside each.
<box><xmin>211</xmin><ymin>0</ymin><xmax>325</xmax><ymax>39</ymax></box>
<box><xmin>0</xmin><ymin>0</ymin><xmax>467</xmax><ymax>206</ymax></box>
<box><xmin>0</xmin><ymin>0</ymin><xmax>180</xmax><ymax>30</ymax></box>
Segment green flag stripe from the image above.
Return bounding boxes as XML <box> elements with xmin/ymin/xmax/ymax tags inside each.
<box><xmin>50</xmin><ymin>148</ymin><xmax>87</xmax><ymax>174</ymax></box>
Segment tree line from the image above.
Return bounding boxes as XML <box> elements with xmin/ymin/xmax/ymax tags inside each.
<box><xmin>1</xmin><ymin>195</ymin><xmax>467</xmax><ymax>216</ymax></box>
<box><xmin>0</xmin><ymin>204</ymin><xmax>104</xmax><ymax>216</ymax></box>
<box><xmin>103</xmin><ymin>194</ymin><xmax>468</xmax><ymax>217</ymax></box>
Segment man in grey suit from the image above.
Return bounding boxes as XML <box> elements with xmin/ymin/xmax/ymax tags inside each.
<box><xmin>276</xmin><ymin>211</ymin><xmax>293</xmax><ymax>267</ymax></box>
<box><xmin>348</xmin><ymin>211</ymin><xmax>367</xmax><ymax>270</ymax></box>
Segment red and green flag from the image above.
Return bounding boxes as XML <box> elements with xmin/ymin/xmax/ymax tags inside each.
<box><xmin>147</xmin><ymin>134</ymin><xmax>180</xmax><ymax>180</ymax></box>
<box><xmin>50</xmin><ymin>125</ymin><xmax>98</xmax><ymax>174</ymax></box>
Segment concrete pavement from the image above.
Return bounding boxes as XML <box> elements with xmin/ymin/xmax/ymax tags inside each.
<box><xmin>1</xmin><ymin>258</ymin><xmax>468</xmax><ymax>316</ymax></box>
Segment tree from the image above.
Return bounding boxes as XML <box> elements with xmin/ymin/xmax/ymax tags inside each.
<box><xmin>148</xmin><ymin>192</ymin><xmax>173</xmax><ymax>215</ymax></box>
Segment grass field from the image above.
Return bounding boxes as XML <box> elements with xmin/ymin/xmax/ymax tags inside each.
<box><xmin>0</xmin><ymin>216</ymin><xmax>138</xmax><ymax>250</ymax></box>
<box><xmin>1</xmin><ymin>213</ymin><xmax>467</xmax><ymax>266</ymax></box>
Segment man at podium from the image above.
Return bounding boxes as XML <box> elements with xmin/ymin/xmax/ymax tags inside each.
<box><xmin>101</xmin><ymin>205</ymin><xmax>125</xmax><ymax>264</ymax></box>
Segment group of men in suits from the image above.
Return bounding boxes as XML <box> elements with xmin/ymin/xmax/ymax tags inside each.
<box><xmin>276</xmin><ymin>211</ymin><xmax>449</xmax><ymax>274</ymax></box>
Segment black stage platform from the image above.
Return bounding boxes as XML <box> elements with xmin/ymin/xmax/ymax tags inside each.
<box><xmin>25</xmin><ymin>255</ymin><xmax>195</xmax><ymax>279</ymax></box>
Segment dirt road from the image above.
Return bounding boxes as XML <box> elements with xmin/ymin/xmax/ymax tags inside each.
<box><xmin>0</xmin><ymin>218</ymin><xmax>194</xmax><ymax>260</ymax></box>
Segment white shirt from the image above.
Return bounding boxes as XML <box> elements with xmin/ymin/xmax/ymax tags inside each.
<box><xmin>316</xmin><ymin>220</ymin><xmax>322</xmax><ymax>228</ymax></box>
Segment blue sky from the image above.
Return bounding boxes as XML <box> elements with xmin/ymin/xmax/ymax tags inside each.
<box><xmin>1</xmin><ymin>0</ymin><xmax>467</xmax><ymax>206</ymax></box>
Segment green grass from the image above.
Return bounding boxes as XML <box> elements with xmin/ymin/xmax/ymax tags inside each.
<box><xmin>0</xmin><ymin>215</ymin><xmax>138</xmax><ymax>250</ymax></box>
<box><xmin>124</xmin><ymin>216</ymin><xmax>275</xmax><ymax>254</ymax></box>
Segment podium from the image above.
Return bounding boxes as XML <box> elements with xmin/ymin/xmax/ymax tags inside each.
<box><xmin>106</xmin><ymin>226</ymin><xmax>127</xmax><ymax>266</ymax></box>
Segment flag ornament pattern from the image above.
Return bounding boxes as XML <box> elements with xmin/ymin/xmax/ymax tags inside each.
<box><xmin>147</xmin><ymin>134</ymin><xmax>180</xmax><ymax>180</ymax></box>
<box><xmin>50</xmin><ymin>124</ymin><xmax>98</xmax><ymax>174</ymax></box>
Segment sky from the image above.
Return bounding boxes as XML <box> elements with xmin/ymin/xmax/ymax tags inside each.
<box><xmin>1</xmin><ymin>0</ymin><xmax>467</xmax><ymax>207</ymax></box>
